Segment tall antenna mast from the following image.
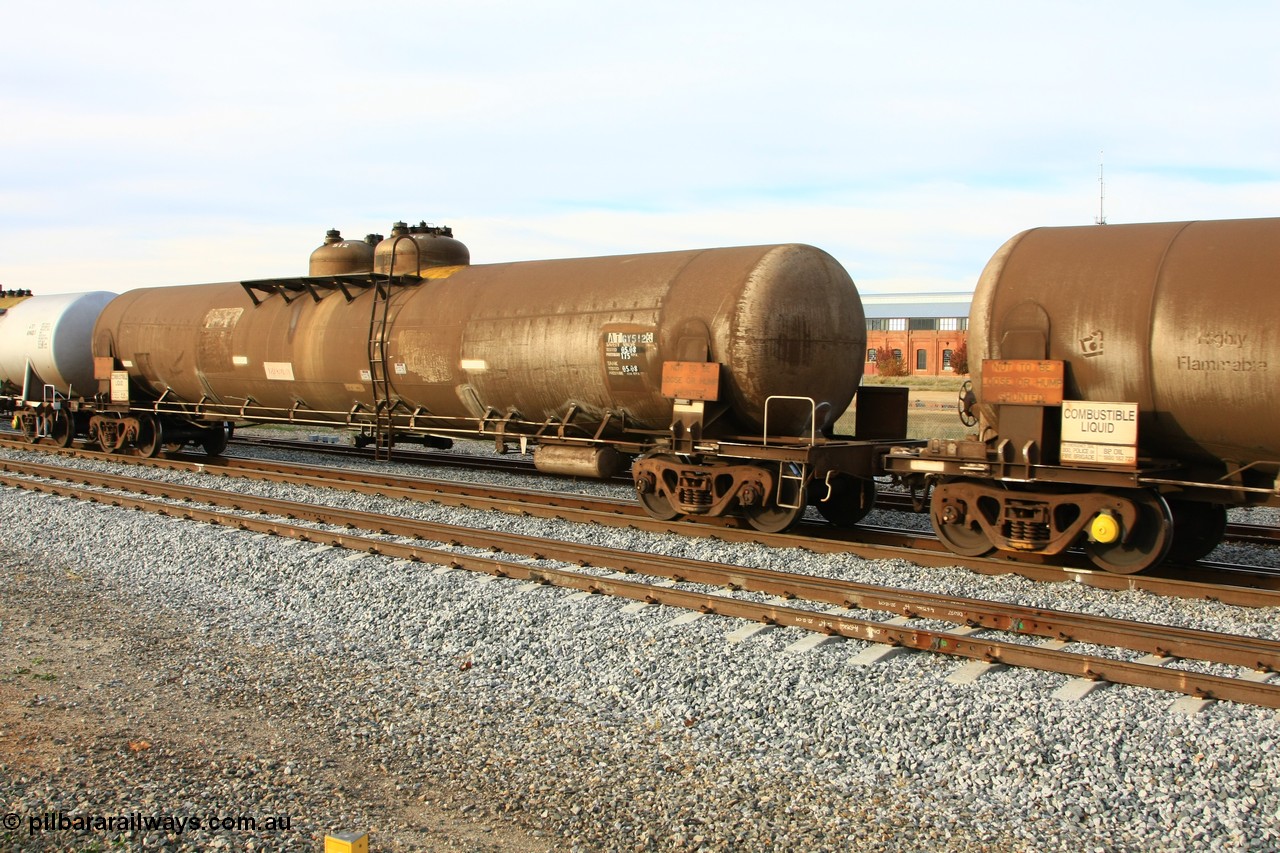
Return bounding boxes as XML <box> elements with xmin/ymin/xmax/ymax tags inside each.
<box><xmin>1095</xmin><ymin>150</ymin><xmax>1107</xmax><ymax>225</ymax></box>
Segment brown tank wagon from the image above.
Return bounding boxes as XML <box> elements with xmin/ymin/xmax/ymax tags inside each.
<box><xmin>887</xmin><ymin>216</ymin><xmax>1280</xmax><ymax>573</ymax></box>
<box><xmin>95</xmin><ymin>243</ymin><xmax>863</xmax><ymax>439</ymax></box>
<box><xmin>971</xmin><ymin>217</ymin><xmax>1280</xmax><ymax>466</ymax></box>
<box><xmin>89</xmin><ymin>227</ymin><xmax>903</xmax><ymax>531</ymax></box>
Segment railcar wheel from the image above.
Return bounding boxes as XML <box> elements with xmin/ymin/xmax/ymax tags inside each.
<box><xmin>1166</xmin><ymin>500</ymin><xmax>1229</xmax><ymax>563</ymax></box>
<box><xmin>633</xmin><ymin>455</ymin><xmax>682</xmax><ymax>521</ymax></box>
<box><xmin>930</xmin><ymin>480</ymin><xmax>995</xmax><ymax>557</ymax></box>
<box><xmin>135</xmin><ymin>416</ymin><xmax>164</xmax><ymax>458</ymax></box>
<box><xmin>742</xmin><ymin>500</ymin><xmax>806</xmax><ymax>534</ymax></box>
<box><xmin>83</xmin><ymin>420</ymin><xmax>103</xmax><ymax>452</ymax></box>
<box><xmin>1083</xmin><ymin>491</ymin><xmax>1173</xmax><ymax>574</ymax></box>
<box><xmin>742</xmin><ymin>463</ymin><xmax>806</xmax><ymax>534</ymax></box>
<box><xmin>932</xmin><ymin>513</ymin><xmax>995</xmax><ymax>556</ymax></box>
<box><xmin>957</xmin><ymin>380</ymin><xmax>978</xmax><ymax>427</ymax></box>
<box><xmin>201</xmin><ymin>423</ymin><xmax>232</xmax><ymax>456</ymax></box>
<box><xmin>49</xmin><ymin>411</ymin><xmax>74</xmax><ymax>448</ymax></box>
<box><xmin>811</xmin><ymin>475</ymin><xmax>877</xmax><ymax>527</ymax></box>
<box><xmin>638</xmin><ymin>489</ymin><xmax>680</xmax><ymax>521</ymax></box>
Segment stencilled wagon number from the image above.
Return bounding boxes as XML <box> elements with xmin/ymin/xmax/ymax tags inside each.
<box><xmin>603</xmin><ymin>327</ymin><xmax>656</xmax><ymax>380</ymax></box>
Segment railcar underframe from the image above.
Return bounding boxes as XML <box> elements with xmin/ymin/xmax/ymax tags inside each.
<box><xmin>1</xmin><ymin>380</ymin><xmax>916</xmax><ymax>536</ymax></box>
<box><xmin>882</xmin><ymin>377</ymin><xmax>1280</xmax><ymax>574</ymax></box>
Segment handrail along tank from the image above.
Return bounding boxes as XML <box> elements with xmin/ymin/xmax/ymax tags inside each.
<box><xmin>970</xmin><ymin>217</ymin><xmax>1280</xmax><ymax>480</ymax></box>
<box><xmin>92</xmin><ymin>235</ymin><xmax>864</xmax><ymax>446</ymax></box>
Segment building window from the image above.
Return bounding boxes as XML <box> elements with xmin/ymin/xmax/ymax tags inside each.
<box><xmin>887</xmin><ymin>318</ymin><xmax>907</xmax><ymax>332</ymax></box>
<box><xmin>939</xmin><ymin>317</ymin><xmax>959</xmax><ymax>331</ymax></box>
<box><xmin>909</xmin><ymin>318</ymin><xmax>938</xmax><ymax>331</ymax></box>
<box><xmin>866</xmin><ymin>348</ymin><xmax>877</xmax><ymax>362</ymax></box>
<box><xmin>892</xmin><ymin>349</ymin><xmax>903</xmax><ymax>360</ymax></box>
<box><xmin>916</xmin><ymin>349</ymin><xmax>927</xmax><ymax>370</ymax></box>
<box><xmin>942</xmin><ymin>348</ymin><xmax>954</xmax><ymax>371</ymax></box>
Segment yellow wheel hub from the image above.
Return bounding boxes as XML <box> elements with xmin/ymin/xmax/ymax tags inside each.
<box><xmin>1089</xmin><ymin>512</ymin><xmax>1121</xmax><ymax>544</ymax></box>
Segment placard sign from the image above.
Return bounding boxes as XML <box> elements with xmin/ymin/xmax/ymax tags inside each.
<box><xmin>110</xmin><ymin>371</ymin><xmax>130</xmax><ymax>404</ymax></box>
<box><xmin>1059</xmin><ymin>400</ymin><xmax>1139</xmax><ymax>467</ymax></box>
<box><xmin>661</xmin><ymin>361</ymin><xmax>720</xmax><ymax>401</ymax></box>
<box><xmin>264</xmin><ymin>361</ymin><xmax>295</xmax><ymax>381</ymax></box>
<box><xmin>981</xmin><ymin>360</ymin><xmax>1064</xmax><ymax>405</ymax></box>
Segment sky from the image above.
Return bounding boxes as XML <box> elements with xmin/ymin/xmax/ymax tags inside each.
<box><xmin>0</xmin><ymin>1</ymin><xmax>1276</xmax><ymax>296</ymax></box>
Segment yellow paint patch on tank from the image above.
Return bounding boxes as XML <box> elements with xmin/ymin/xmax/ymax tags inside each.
<box><xmin>418</xmin><ymin>265</ymin><xmax>466</xmax><ymax>280</ymax></box>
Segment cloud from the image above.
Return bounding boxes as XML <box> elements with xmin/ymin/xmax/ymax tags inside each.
<box><xmin>0</xmin><ymin>2</ymin><xmax>1275</xmax><ymax>295</ymax></box>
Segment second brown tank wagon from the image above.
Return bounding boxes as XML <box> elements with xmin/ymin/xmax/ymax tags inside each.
<box><xmin>886</xmin><ymin>217</ymin><xmax>1280</xmax><ymax>573</ymax></box>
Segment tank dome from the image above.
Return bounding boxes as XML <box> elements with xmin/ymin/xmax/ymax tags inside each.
<box><xmin>309</xmin><ymin>228</ymin><xmax>375</xmax><ymax>276</ymax></box>
<box><xmin>374</xmin><ymin>220</ymin><xmax>470</xmax><ymax>275</ymax></box>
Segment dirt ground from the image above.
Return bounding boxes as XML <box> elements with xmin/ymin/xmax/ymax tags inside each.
<box><xmin>0</xmin><ymin>549</ymin><xmax>552</xmax><ymax>852</ymax></box>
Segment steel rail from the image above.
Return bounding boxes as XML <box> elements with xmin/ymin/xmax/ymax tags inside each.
<box><xmin>5</xmin><ymin>441</ymin><xmax>1280</xmax><ymax>606</ymax></box>
<box><xmin>4</xmin><ymin>465</ymin><xmax>1280</xmax><ymax>709</ymax></box>
<box><xmin>5</xmin><ymin>459</ymin><xmax>1280</xmax><ymax>671</ymax></box>
<box><xmin>227</xmin><ymin>436</ymin><xmax>1280</xmax><ymax>543</ymax></box>
<box><xmin>7</xmin><ymin>432</ymin><xmax>1280</xmax><ymax>546</ymax></box>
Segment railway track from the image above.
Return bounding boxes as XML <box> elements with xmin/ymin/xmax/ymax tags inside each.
<box><xmin>4</xmin><ymin>454</ymin><xmax>1280</xmax><ymax>709</ymax></box>
<box><xmin>3</xmin><ymin>437</ymin><xmax>1280</xmax><ymax>605</ymax></box>
<box><xmin>228</xmin><ymin>434</ymin><xmax>1280</xmax><ymax>547</ymax></box>
<box><xmin>10</xmin><ymin>430</ymin><xmax>1280</xmax><ymax>550</ymax></box>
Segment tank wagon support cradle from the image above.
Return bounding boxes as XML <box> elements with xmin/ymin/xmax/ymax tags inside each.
<box><xmin>75</xmin><ymin>363</ymin><xmax>235</xmax><ymax>458</ymax></box>
<box><xmin>72</xmin><ymin>341</ymin><xmax>913</xmax><ymax>536</ymax></box>
<box><xmin>8</xmin><ymin>383</ymin><xmax>77</xmax><ymax>448</ymax></box>
<box><xmin>631</xmin><ymin>373</ymin><xmax>915</xmax><ymax>533</ymax></box>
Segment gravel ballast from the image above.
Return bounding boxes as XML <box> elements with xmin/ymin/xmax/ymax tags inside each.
<box><xmin>3</xmin><ymin>440</ymin><xmax>1280</xmax><ymax>852</ymax></box>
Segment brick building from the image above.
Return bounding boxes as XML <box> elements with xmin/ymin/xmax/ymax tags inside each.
<box><xmin>862</xmin><ymin>292</ymin><xmax>972</xmax><ymax>377</ymax></box>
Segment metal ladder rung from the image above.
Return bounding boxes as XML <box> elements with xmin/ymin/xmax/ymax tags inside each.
<box><xmin>775</xmin><ymin>463</ymin><xmax>808</xmax><ymax>509</ymax></box>
<box><xmin>367</xmin><ymin>280</ymin><xmax>393</xmax><ymax>461</ymax></box>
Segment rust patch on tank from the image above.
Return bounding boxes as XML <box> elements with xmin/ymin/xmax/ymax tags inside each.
<box><xmin>203</xmin><ymin>307</ymin><xmax>243</xmax><ymax>329</ymax></box>
<box><xmin>396</xmin><ymin>329</ymin><xmax>454</xmax><ymax>383</ymax></box>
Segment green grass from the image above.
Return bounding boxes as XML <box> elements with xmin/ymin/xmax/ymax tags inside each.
<box><xmin>832</xmin><ymin>378</ymin><xmax>974</xmax><ymax>440</ymax></box>
<box><xmin>860</xmin><ymin>374</ymin><xmax>969</xmax><ymax>392</ymax></box>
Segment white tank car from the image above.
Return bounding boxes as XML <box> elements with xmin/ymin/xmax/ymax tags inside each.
<box><xmin>0</xmin><ymin>292</ymin><xmax>117</xmax><ymax>397</ymax></box>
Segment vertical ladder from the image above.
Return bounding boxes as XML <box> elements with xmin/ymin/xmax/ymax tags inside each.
<box><xmin>367</xmin><ymin>234</ymin><xmax>426</xmax><ymax>461</ymax></box>
<box><xmin>367</xmin><ymin>277</ymin><xmax>393</xmax><ymax>460</ymax></box>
